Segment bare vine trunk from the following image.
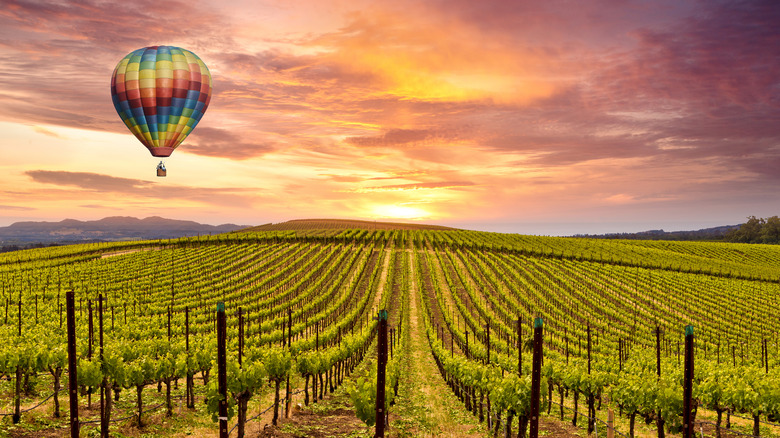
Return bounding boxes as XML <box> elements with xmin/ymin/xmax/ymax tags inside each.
<box><xmin>505</xmin><ymin>410</ymin><xmax>515</xmax><ymax>438</ymax></box>
<box><xmin>101</xmin><ymin>378</ymin><xmax>112</xmax><ymax>438</ymax></box>
<box><xmin>273</xmin><ymin>379</ymin><xmax>281</xmax><ymax>425</ymax></box>
<box><xmin>656</xmin><ymin>410</ymin><xmax>665</xmax><ymax>438</ymax></box>
<box><xmin>517</xmin><ymin>414</ymin><xmax>529</xmax><ymax>438</ymax></box>
<box><xmin>304</xmin><ymin>375</ymin><xmax>310</xmax><ymax>406</ymax></box>
<box><xmin>136</xmin><ymin>385</ymin><xmax>145</xmax><ymax>428</ymax></box>
<box><xmin>587</xmin><ymin>394</ymin><xmax>595</xmax><ymax>433</ymax></box>
<box><xmin>51</xmin><ymin>367</ymin><xmax>62</xmax><ymax>418</ymax></box>
<box><xmin>558</xmin><ymin>387</ymin><xmax>564</xmax><ymax>420</ymax></box>
<box><xmin>165</xmin><ymin>378</ymin><xmax>172</xmax><ymax>416</ymax></box>
<box><xmin>753</xmin><ymin>414</ymin><xmax>760</xmax><ymax>438</ymax></box>
<box><xmin>13</xmin><ymin>366</ymin><xmax>21</xmax><ymax>424</ymax></box>
<box><xmin>715</xmin><ymin>409</ymin><xmax>723</xmax><ymax>438</ymax></box>
<box><xmin>187</xmin><ymin>372</ymin><xmax>195</xmax><ymax>408</ymax></box>
<box><xmin>237</xmin><ymin>393</ymin><xmax>251</xmax><ymax>438</ymax></box>
<box><xmin>572</xmin><ymin>390</ymin><xmax>579</xmax><ymax>426</ymax></box>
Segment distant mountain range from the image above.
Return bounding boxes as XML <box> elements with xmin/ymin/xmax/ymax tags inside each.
<box><xmin>0</xmin><ymin>216</ymin><xmax>250</xmax><ymax>249</ymax></box>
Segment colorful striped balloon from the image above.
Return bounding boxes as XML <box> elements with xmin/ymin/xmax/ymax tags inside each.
<box><xmin>110</xmin><ymin>46</ymin><xmax>212</xmax><ymax>157</ymax></box>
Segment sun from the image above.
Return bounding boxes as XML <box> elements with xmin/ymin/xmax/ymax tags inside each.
<box><xmin>371</xmin><ymin>204</ymin><xmax>430</xmax><ymax>220</ymax></box>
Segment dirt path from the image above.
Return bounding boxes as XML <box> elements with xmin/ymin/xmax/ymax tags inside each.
<box><xmin>256</xmin><ymin>385</ymin><xmax>370</xmax><ymax>438</ymax></box>
<box><xmin>389</xmin><ymin>250</ymin><xmax>486</xmax><ymax>438</ymax></box>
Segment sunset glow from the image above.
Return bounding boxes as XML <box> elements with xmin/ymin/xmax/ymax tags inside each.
<box><xmin>1</xmin><ymin>0</ymin><xmax>778</xmax><ymax>235</ymax></box>
<box><xmin>371</xmin><ymin>204</ymin><xmax>431</xmax><ymax>221</ymax></box>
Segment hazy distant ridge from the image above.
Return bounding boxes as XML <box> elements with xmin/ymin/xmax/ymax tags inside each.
<box><xmin>0</xmin><ymin>216</ymin><xmax>249</xmax><ymax>245</ymax></box>
<box><xmin>575</xmin><ymin>224</ymin><xmax>739</xmax><ymax>240</ymax></box>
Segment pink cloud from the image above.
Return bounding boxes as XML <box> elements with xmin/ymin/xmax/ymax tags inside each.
<box><xmin>185</xmin><ymin>127</ymin><xmax>277</xmax><ymax>160</ymax></box>
<box><xmin>25</xmin><ymin>170</ymin><xmax>256</xmax><ymax>207</ymax></box>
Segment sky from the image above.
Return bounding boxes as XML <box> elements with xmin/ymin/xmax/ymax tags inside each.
<box><xmin>0</xmin><ymin>0</ymin><xmax>778</xmax><ymax>235</ymax></box>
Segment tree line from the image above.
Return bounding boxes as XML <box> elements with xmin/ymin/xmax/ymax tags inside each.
<box><xmin>726</xmin><ymin>216</ymin><xmax>780</xmax><ymax>244</ymax></box>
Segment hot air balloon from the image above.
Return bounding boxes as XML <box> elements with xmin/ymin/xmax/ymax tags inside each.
<box><xmin>110</xmin><ymin>46</ymin><xmax>212</xmax><ymax>176</ymax></box>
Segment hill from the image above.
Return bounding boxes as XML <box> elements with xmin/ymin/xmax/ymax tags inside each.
<box><xmin>245</xmin><ymin>218</ymin><xmax>459</xmax><ymax>232</ymax></box>
<box><xmin>0</xmin><ymin>216</ymin><xmax>249</xmax><ymax>249</ymax></box>
<box><xmin>252</xmin><ymin>219</ymin><xmax>744</xmax><ymax>241</ymax></box>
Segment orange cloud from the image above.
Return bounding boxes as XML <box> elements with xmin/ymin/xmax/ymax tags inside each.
<box><xmin>307</xmin><ymin>8</ymin><xmax>565</xmax><ymax>104</ymax></box>
<box><xmin>348</xmin><ymin>181</ymin><xmax>476</xmax><ymax>193</ymax></box>
<box><xmin>25</xmin><ymin>170</ymin><xmax>256</xmax><ymax>208</ymax></box>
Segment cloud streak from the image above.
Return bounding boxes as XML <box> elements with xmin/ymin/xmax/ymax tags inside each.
<box><xmin>25</xmin><ymin>170</ymin><xmax>255</xmax><ymax>208</ymax></box>
<box><xmin>348</xmin><ymin>181</ymin><xmax>476</xmax><ymax>193</ymax></box>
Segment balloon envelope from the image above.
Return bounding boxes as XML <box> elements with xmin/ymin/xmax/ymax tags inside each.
<box><xmin>111</xmin><ymin>46</ymin><xmax>212</xmax><ymax>157</ymax></box>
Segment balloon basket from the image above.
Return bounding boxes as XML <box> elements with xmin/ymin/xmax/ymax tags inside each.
<box><xmin>156</xmin><ymin>161</ymin><xmax>167</xmax><ymax>177</ymax></box>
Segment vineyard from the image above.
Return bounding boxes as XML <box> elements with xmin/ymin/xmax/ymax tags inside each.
<box><xmin>1</xmin><ymin>222</ymin><xmax>780</xmax><ymax>438</ymax></box>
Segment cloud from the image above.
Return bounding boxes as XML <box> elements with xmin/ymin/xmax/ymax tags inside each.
<box><xmin>305</xmin><ymin>7</ymin><xmax>568</xmax><ymax>103</ymax></box>
<box><xmin>347</xmin><ymin>129</ymin><xmax>441</xmax><ymax>147</ymax></box>
<box><xmin>0</xmin><ymin>0</ymin><xmax>228</xmax><ymax>50</ymax></box>
<box><xmin>623</xmin><ymin>1</ymin><xmax>779</xmax><ymax>110</ymax></box>
<box><xmin>184</xmin><ymin>127</ymin><xmax>277</xmax><ymax>160</ymax></box>
<box><xmin>0</xmin><ymin>0</ymin><xmax>229</xmax><ymax>132</ymax></box>
<box><xmin>440</xmin><ymin>0</ymin><xmax>780</xmax><ymax>177</ymax></box>
<box><xmin>0</xmin><ymin>205</ymin><xmax>35</xmax><ymax>211</ymax></box>
<box><xmin>349</xmin><ymin>181</ymin><xmax>476</xmax><ymax>193</ymax></box>
<box><xmin>2</xmin><ymin>0</ymin><xmax>780</xmax><ymax>229</ymax></box>
<box><xmin>25</xmin><ymin>170</ymin><xmax>255</xmax><ymax>207</ymax></box>
<box><xmin>26</xmin><ymin>171</ymin><xmax>151</xmax><ymax>192</ymax></box>
<box><xmin>580</xmin><ymin>0</ymin><xmax>780</xmax><ymax>176</ymax></box>
<box><xmin>32</xmin><ymin>126</ymin><xmax>66</xmax><ymax>139</ymax></box>
<box><xmin>319</xmin><ymin>174</ymin><xmax>366</xmax><ymax>183</ymax></box>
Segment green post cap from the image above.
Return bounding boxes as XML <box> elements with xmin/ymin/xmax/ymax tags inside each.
<box><xmin>378</xmin><ymin>309</ymin><xmax>388</xmax><ymax>321</ymax></box>
<box><xmin>217</xmin><ymin>302</ymin><xmax>225</xmax><ymax>313</ymax></box>
<box><xmin>685</xmin><ymin>325</ymin><xmax>694</xmax><ymax>336</ymax></box>
<box><xmin>534</xmin><ymin>317</ymin><xmax>544</xmax><ymax>328</ymax></box>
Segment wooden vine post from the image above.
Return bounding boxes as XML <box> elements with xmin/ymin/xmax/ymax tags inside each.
<box><xmin>682</xmin><ymin>325</ymin><xmax>694</xmax><ymax>438</ymax></box>
<box><xmin>375</xmin><ymin>309</ymin><xmax>388</xmax><ymax>438</ymax></box>
<box><xmin>99</xmin><ymin>294</ymin><xmax>109</xmax><ymax>438</ymax></box>
<box><xmin>656</xmin><ymin>326</ymin><xmax>665</xmax><ymax>438</ymax></box>
<box><xmin>485</xmin><ymin>322</ymin><xmax>492</xmax><ymax>430</ymax></box>
<box><xmin>486</xmin><ymin>322</ymin><xmax>491</xmax><ymax>365</ymax></box>
<box><xmin>238</xmin><ymin>307</ymin><xmax>244</xmax><ymax>367</ymax></box>
<box><xmin>517</xmin><ymin>317</ymin><xmax>522</xmax><ymax>376</ymax></box>
<box><xmin>186</xmin><ymin>306</ymin><xmax>194</xmax><ymax>408</ymax></box>
<box><xmin>167</xmin><ymin>305</ymin><xmax>171</xmax><ymax>341</ymax></box>
<box><xmin>764</xmin><ymin>338</ymin><xmax>769</xmax><ymax>374</ymax></box>
<box><xmin>529</xmin><ymin>317</ymin><xmax>544</xmax><ymax>438</ymax></box>
<box><xmin>87</xmin><ymin>299</ymin><xmax>93</xmax><ymax>408</ymax></box>
<box><xmin>66</xmin><ymin>291</ymin><xmax>79</xmax><ymax>438</ymax></box>
<box><xmin>587</xmin><ymin>325</ymin><xmax>594</xmax><ymax>434</ymax></box>
<box><xmin>286</xmin><ymin>308</ymin><xmax>292</xmax><ymax>418</ymax></box>
<box><xmin>217</xmin><ymin>302</ymin><xmax>228</xmax><ymax>438</ymax></box>
<box><xmin>12</xmin><ymin>296</ymin><xmax>22</xmax><ymax>424</ymax></box>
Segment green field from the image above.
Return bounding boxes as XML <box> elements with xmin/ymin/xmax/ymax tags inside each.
<box><xmin>1</xmin><ymin>221</ymin><xmax>779</xmax><ymax>438</ymax></box>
